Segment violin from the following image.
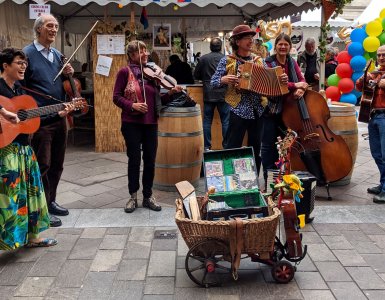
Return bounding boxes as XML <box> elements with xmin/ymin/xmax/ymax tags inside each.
<box><xmin>61</xmin><ymin>56</ymin><xmax>89</xmax><ymax>116</ymax></box>
<box><xmin>142</xmin><ymin>63</ymin><xmax>195</xmax><ymax>103</ymax></box>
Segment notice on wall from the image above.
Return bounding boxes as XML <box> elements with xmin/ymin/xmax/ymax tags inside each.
<box><xmin>95</xmin><ymin>55</ymin><xmax>113</xmax><ymax>77</ymax></box>
<box><xmin>29</xmin><ymin>4</ymin><xmax>50</xmax><ymax>19</ymax></box>
<box><xmin>97</xmin><ymin>35</ymin><xmax>125</xmax><ymax>55</ymax></box>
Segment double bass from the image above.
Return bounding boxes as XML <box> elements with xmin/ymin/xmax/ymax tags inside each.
<box><xmin>282</xmin><ymin>90</ymin><xmax>353</xmax><ymax>188</ymax></box>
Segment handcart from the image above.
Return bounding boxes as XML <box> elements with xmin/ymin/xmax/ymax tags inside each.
<box><xmin>175</xmin><ymin>196</ymin><xmax>307</xmax><ymax>288</ymax></box>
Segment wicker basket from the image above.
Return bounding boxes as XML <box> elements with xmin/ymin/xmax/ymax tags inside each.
<box><xmin>175</xmin><ymin>196</ymin><xmax>281</xmax><ymax>257</ymax></box>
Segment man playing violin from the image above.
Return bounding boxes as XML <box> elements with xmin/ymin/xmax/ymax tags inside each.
<box><xmin>113</xmin><ymin>40</ymin><xmax>182</xmax><ymax>213</ymax></box>
<box><xmin>356</xmin><ymin>45</ymin><xmax>385</xmax><ymax>203</ymax></box>
<box><xmin>23</xmin><ymin>14</ymin><xmax>75</xmax><ymax>227</ymax></box>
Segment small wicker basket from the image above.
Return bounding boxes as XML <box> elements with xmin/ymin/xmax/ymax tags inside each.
<box><xmin>175</xmin><ymin>196</ymin><xmax>281</xmax><ymax>258</ymax></box>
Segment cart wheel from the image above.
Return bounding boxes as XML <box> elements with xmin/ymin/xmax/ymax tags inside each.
<box><xmin>271</xmin><ymin>261</ymin><xmax>295</xmax><ymax>283</ymax></box>
<box><xmin>185</xmin><ymin>239</ymin><xmax>231</xmax><ymax>287</ymax></box>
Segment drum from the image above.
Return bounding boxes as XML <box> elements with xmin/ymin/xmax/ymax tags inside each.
<box><xmin>154</xmin><ymin>105</ymin><xmax>204</xmax><ymax>191</ymax></box>
<box><xmin>327</xmin><ymin>102</ymin><xmax>358</xmax><ymax>186</ymax></box>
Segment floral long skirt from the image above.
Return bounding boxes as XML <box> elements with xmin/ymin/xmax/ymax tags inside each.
<box><xmin>0</xmin><ymin>143</ymin><xmax>50</xmax><ymax>250</ymax></box>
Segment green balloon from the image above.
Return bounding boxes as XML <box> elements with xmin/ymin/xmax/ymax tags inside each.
<box><xmin>380</xmin><ymin>32</ymin><xmax>385</xmax><ymax>45</ymax></box>
<box><xmin>364</xmin><ymin>52</ymin><xmax>371</xmax><ymax>60</ymax></box>
<box><xmin>382</xmin><ymin>17</ymin><xmax>385</xmax><ymax>30</ymax></box>
<box><xmin>370</xmin><ymin>51</ymin><xmax>377</xmax><ymax>58</ymax></box>
<box><xmin>327</xmin><ymin>74</ymin><xmax>341</xmax><ymax>87</ymax></box>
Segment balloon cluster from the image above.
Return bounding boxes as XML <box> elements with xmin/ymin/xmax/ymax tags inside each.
<box><xmin>325</xmin><ymin>8</ymin><xmax>385</xmax><ymax>104</ymax></box>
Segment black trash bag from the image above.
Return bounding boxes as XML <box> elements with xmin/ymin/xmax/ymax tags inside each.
<box><xmin>166</xmin><ymin>92</ymin><xmax>196</xmax><ymax>107</ymax></box>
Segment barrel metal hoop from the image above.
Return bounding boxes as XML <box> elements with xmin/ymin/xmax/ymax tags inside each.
<box><xmin>332</xmin><ymin>129</ymin><xmax>358</xmax><ymax>135</ymax></box>
<box><xmin>160</xmin><ymin>106</ymin><xmax>200</xmax><ymax>113</ymax></box>
<box><xmin>160</xmin><ymin>112</ymin><xmax>200</xmax><ymax>117</ymax></box>
<box><xmin>153</xmin><ymin>178</ymin><xmax>200</xmax><ymax>191</ymax></box>
<box><xmin>155</xmin><ymin>160</ymin><xmax>202</xmax><ymax>168</ymax></box>
<box><xmin>158</xmin><ymin>130</ymin><xmax>203</xmax><ymax>137</ymax></box>
<box><xmin>330</xmin><ymin>112</ymin><xmax>356</xmax><ymax>116</ymax></box>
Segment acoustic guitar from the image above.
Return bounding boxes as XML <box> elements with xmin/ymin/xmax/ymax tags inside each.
<box><xmin>0</xmin><ymin>95</ymin><xmax>86</xmax><ymax>148</ymax></box>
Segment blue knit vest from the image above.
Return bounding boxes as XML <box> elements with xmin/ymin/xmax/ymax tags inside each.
<box><xmin>23</xmin><ymin>43</ymin><xmax>65</xmax><ymax>107</ymax></box>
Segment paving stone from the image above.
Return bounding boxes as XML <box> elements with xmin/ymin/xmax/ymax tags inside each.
<box><xmin>77</xmin><ymin>271</ymin><xmax>115</xmax><ymax>300</ymax></box>
<box><xmin>29</xmin><ymin>251</ymin><xmax>69</xmax><ymax>276</ymax></box>
<box><xmin>101</xmin><ymin>175</ymin><xmax>128</xmax><ymax>189</ymax></box>
<box><xmin>152</xmin><ymin>238</ymin><xmax>177</xmax><ymax>251</ymax></box>
<box><xmin>116</xmin><ymin>259</ymin><xmax>147</xmax><ymax>280</ymax></box>
<box><xmin>265</xmin><ymin>280</ymin><xmax>303</xmax><ymax>299</ymax></box>
<box><xmin>106</xmin><ymin>227</ymin><xmax>131</xmax><ymax>235</ymax></box>
<box><xmin>307</xmin><ymin>244</ymin><xmax>337</xmax><ymax>262</ymax></box>
<box><xmin>124</xmin><ymin>241</ymin><xmax>151</xmax><ymax>259</ymax></box>
<box><xmin>321</xmin><ymin>235</ymin><xmax>353</xmax><ymax>250</ymax></box>
<box><xmin>357</xmin><ymin>223</ymin><xmax>385</xmax><ymax>235</ymax></box>
<box><xmin>90</xmin><ymin>249</ymin><xmax>123</xmax><ymax>272</ymax></box>
<box><xmin>68</xmin><ymin>238</ymin><xmax>102</xmax><ymax>260</ymax></box>
<box><xmin>346</xmin><ymin>266</ymin><xmax>385</xmax><ymax>289</ymax></box>
<box><xmin>175</xmin><ymin>269</ymin><xmax>197</xmax><ymax>288</ymax></box>
<box><xmin>14</xmin><ymin>276</ymin><xmax>55</xmax><ymax>297</ymax></box>
<box><xmin>75</xmin><ymin>183</ymin><xmax>114</xmax><ymax>196</ymax></box>
<box><xmin>129</xmin><ymin>227</ymin><xmax>154</xmax><ymax>242</ymax></box>
<box><xmin>0</xmin><ymin>286</ymin><xmax>17</xmax><ymax>299</ymax></box>
<box><xmin>80</xmin><ymin>228</ymin><xmax>107</xmax><ymax>238</ymax></box>
<box><xmin>56</xmin><ymin>191</ymin><xmax>86</xmax><ymax>205</ymax></box>
<box><xmin>47</xmin><ymin>233</ymin><xmax>79</xmax><ymax>252</ymax></box>
<box><xmin>176</xmin><ymin>256</ymin><xmax>185</xmax><ymax>269</ymax></box>
<box><xmin>58</xmin><ymin>228</ymin><xmax>84</xmax><ymax>235</ymax></box>
<box><xmin>178</xmin><ymin>238</ymin><xmax>189</xmax><ymax>257</ymax></box>
<box><xmin>45</xmin><ymin>287</ymin><xmax>81</xmax><ymax>300</ymax></box>
<box><xmin>142</xmin><ymin>295</ymin><xmax>174</xmax><ymax>300</ymax></box>
<box><xmin>328</xmin><ymin>282</ymin><xmax>367</xmax><ymax>300</ymax></box>
<box><xmin>342</xmin><ymin>230</ymin><xmax>371</xmax><ymax>242</ymax></box>
<box><xmin>313</xmin><ymin>224</ymin><xmax>359</xmax><ymax>236</ymax></box>
<box><xmin>99</xmin><ymin>234</ymin><xmax>127</xmax><ymax>250</ymax></box>
<box><xmin>174</xmin><ymin>287</ymin><xmax>209</xmax><ymax>299</ymax></box>
<box><xmin>0</xmin><ymin>262</ymin><xmax>34</xmax><ymax>286</ymax></box>
<box><xmin>80</xmin><ymin>192</ymin><xmax>122</xmax><ymax>208</ymax></box>
<box><xmin>76</xmin><ymin>171</ymin><xmax>124</xmax><ymax>186</ymax></box>
<box><xmin>7</xmin><ymin>247</ymin><xmax>47</xmax><ymax>263</ymax></box>
<box><xmin>352</xmin><ymin>241</ymin><xmax>383</xmax><ymax>254</ymax></box>
<box><xmin>364</xmin><ymin>290</ymin><xmax>385</xmax><ymax>300</ymax></box>
<box><xmin>296</xmin><ymin>254</ymin><xmax>317</xmax><ymax>272</ymax></box>
<box><xmin>144</xmin><ymin>277</ymin><xmax>175</xmax><ymax>294</ymax></box>
<box><xmin>332</xmin><ymin>250</ymin><xmax>368</xmax><ymax>266</ymax></box>
<box><xmin>368</xmin><ymin>235</ymin><xmax>385</xmax><ymax>249</ymax></box>
<box><xmin>361</xmin><ymin>254</ymin><xmax>385</xmax><ymax>272</ymax></box>
<box><xmin>302</xmin><ymin>232</ymin><xmax>323</xmax><ymax>244</ymax></box>
<box><xmin>294</xmin><ymin>271</ymin><xmax>328</xmax><ymax>289</ymax></box>
<box><xmin>148</xmin><ymin>251</ymin><xmax>176</xmax><ymax>277</ymax></box>
<box><xmin>109</xmin><ymin>280</ymin><xmax>144</xmax><ymax>300</ymax></box>
<box><xmin>301</xmin><ymin>290</ymin><xmax>336</xmax><ymax>300</ymax></box>
<box><xmin>54</xmin><ymin>259</ymin><xmax>92</xmax><ymax>287</ymax></box>
<box><xmin>314</xmin><ymin>261</ymin><xmax>352</xmax><ymax>281</ymax></box>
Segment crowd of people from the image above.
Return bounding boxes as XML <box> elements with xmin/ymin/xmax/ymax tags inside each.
<box><xmin>1</xmin><ymin>15</ymin><xmax>384</xmax><ymax>252</ymax></box>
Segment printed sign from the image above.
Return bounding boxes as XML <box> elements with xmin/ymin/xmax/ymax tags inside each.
<box><xmin>29</xmin><ymin>4</ymin><xmax>50</xmax><ymax>19</ymax></box>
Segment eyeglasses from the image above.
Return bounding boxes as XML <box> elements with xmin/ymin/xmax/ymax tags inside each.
<box><xmin>377</xmin><ymin>53</ymin><xmax>385</xmax><ymax>57</ymax></box>
<box><xmin>12</xmin><ymin>61</ymin><xmax>28</xmax><ymax>67</ymax></box>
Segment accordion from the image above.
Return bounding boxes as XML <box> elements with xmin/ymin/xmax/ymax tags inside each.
<box><xmin>238</xmin><ymin>61</ymin><xmax>289</xmax><ymax>97</ymax></box>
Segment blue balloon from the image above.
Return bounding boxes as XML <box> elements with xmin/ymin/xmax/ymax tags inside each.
<box><xmin>340</xmin><ymin>93</ymin><xmax>357</xmax><ymax>104</ymax></box>
<box><xmin>351</xmin><ymin>89</ymin><xmax>362</xmax><ymax>98</ymax></box>
<box><xmin>350</xmin><ymin>55</ymin><xmax>367</xmax><ymax>72</ymax></box>
<box><xmin>352</xmin><ymin>71</ymin><xmax>364</xmax><ymax>83</ymax></box>
<box><xmin>350</xmin><ymin>28</ymin><xmax>368</xmax><ymax>43</ymax></box>
<box><xmin>348</xmin><ymin>42</ymin><xmax>365</xmax><ymax>57</ymax></box>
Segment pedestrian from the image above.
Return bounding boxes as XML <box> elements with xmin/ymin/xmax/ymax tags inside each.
<box><xmin>165</xmin><ymin>54</ymin><xmax>194</xmax><ymax>84</ymax></box>
<box><xmin>113</xmin><ymin>40</ymin><xmax>182</xmax><ymax>213</ymax></box>
<box><xmin>23</xmin><ymin>14</ymin><xmax>75</xmax><ymax>227</ymax></box>
<box><xmin>355</xmin><ymin>45</ymin><xmax>385</xmax><ymax>203</ymax></box>
<box><xmin>324</xmin><ymin>47</ymin><xmax>338</xmax><ymax>83</ymax></box>
<box><xmin>211</xmin><ymin>24</ymin><xmax>274</xmax><ymax>173</ymax></box>
<box><xmin>0</xmin><ymin>48</ymin><xmax>57</xmax><ymax>249</ymax></box>
<box><xmin>297</xmin><ymin>37</ymin><xmax>319</xmax><ymax>91</ymax></box>
<box><xmin>194</xmin><ymin>37</ymin><xmax>229</xmax><ymax>150</ymax></box>
<box><xmin>261</xmin><ymin>33</ymin><xmax>307</xmax><ymax>187</ymax></box>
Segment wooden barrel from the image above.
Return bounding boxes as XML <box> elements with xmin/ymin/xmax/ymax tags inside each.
<box><xmin>154</xmin><ymin>105</ymin><xmax>204</xmax><ymax>191</ymax></box>
<box><xmin>327</xmin><ymin>102</ymin><xmax>358</xmax><ymax>186</ymax></box>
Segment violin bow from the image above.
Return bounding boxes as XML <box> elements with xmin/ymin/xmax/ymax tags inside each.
<box><xmin>53</xmin><ymin>20</ymin><xmax>99</xmax><ymax>82</ymax></box>
<box><xmin>137</xmin><ymin>41</ymin><xmax>147</xmax><ymax>104</ymax></box>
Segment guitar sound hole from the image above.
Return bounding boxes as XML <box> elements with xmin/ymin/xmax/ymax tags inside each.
<box><xmin>17</xmin><ymin>110</ymin><xmax>27</xmax><ymax>121</ymax></box>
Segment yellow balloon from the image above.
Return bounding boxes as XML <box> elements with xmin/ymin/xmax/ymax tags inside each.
<box><xmin>366</xmin><ymin>20</ymin><xmax>383</xmax><ymax>37</ymax></box>
<box><xmin>380</xmin><ymin>8</ymin><xmax>385</xmax><ymax>19</ymax></box>
<box><xmin>363</xmin><ymin>36</ymin><xmax>380</xmax><ymax>52</ymax></box>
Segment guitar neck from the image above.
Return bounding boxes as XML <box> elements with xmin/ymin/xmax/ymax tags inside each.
<box><xmin>19</xmin><ymin>103</ymin><xmax>65</xmax><ymax>120</ymax></box>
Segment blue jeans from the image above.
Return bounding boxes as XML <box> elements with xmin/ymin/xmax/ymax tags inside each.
<box><xmin>203</xmin><ymin>101</ymin><xmax>230</xmax><ymax>149</ymax></box>
<box><xmin>368</xmin><ymin>113</ymin><xmax>385</xmax><ymax>193</ymax></box>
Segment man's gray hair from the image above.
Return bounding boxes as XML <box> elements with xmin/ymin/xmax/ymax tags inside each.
<box><xmin>305</xmin><ymin>37</ymin><xmax>316</xmax><ymax>45</ymax></box>
<box><xmin>33</xmin><ymin>14</ymin><xmax>58</xmax><ymax>39</ymax></box>
<box><xmin>325</xmin><ymin>47</ymin><xmax>335</xmax><ymax>56</ymax></box>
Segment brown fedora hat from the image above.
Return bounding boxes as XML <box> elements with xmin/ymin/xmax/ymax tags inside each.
<box><xmin>231</xmin><ymin>24</ymin><xmax>256</xmax><ymax>38</ymax></box>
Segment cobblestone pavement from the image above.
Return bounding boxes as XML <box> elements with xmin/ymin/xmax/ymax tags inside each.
<box><xmin>1</xmin><ymin>121</ymin><xmax>385</xmax><ymax>299</ymax></box>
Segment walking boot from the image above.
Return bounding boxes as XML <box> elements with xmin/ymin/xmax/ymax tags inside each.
<box><xmin>373</xmin><ymin>191</ymin><xmax>385</xmax><ymax>204</ymax></box>
<box><xmin>125</xmin><ymin>193</ymin><xmax>138</xmax><ymax>213</ymax></box>
<box><xmin>143</xmin><ymin>196</ymin><xmax>162</xmax><ymax>211</ymax></box>
<box><xmin>367</xmin><ymin>185</ymin><xmax>382</xmax><ymax>195</ymax></box>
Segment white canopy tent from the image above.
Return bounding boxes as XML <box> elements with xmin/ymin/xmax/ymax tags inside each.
<box><xmin>353</xmin><ymin>0</ymin><xmax>385</xmax><ymax>26</ymax></box>
<box><xmin>293</xmin><ymin>7</ymin><xmax>353</xmax><ymax>28</ymax></box>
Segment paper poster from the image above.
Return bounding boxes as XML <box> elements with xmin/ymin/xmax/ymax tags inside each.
<box><xmin>29</xmin><ymin>4</ymin><xmax>50</xmax><ymax>19</ymax></box>
<box><xmin>95</xmin><ymin>55</ymin><xmax>113</xmax><ymax>77</ymax></box>
<box><xmin>97</xmin><ymin>35</ymin><xmax>125</xmax><ymax>55</ymax></box>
